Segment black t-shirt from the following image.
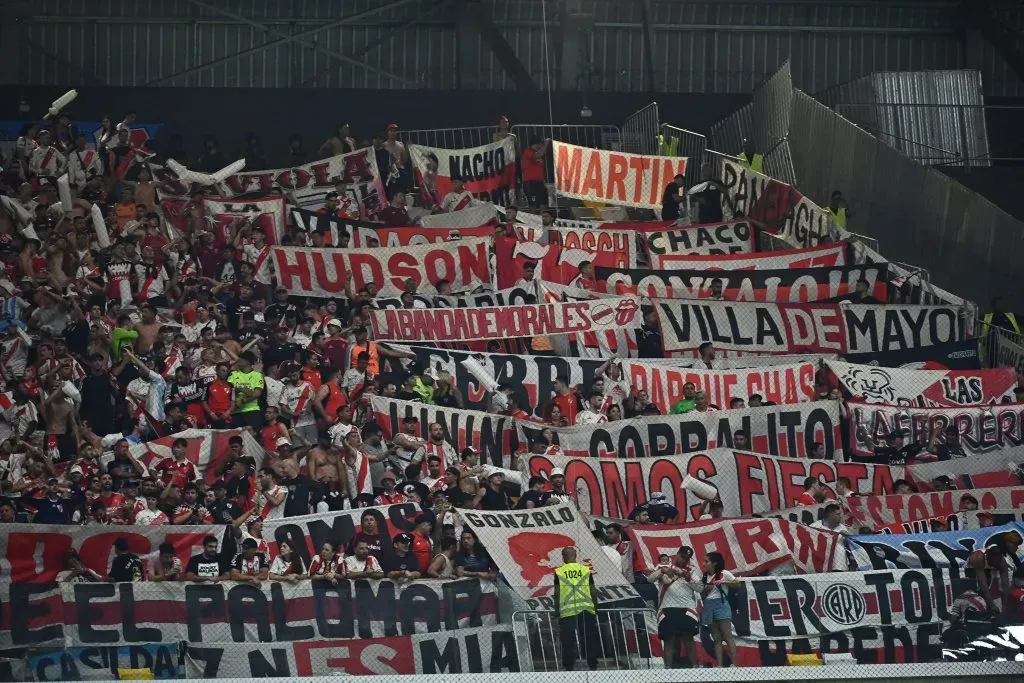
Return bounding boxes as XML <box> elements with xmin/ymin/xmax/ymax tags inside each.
<box><xmin>207</xmin><ymin>497</ymin><xmax>242</xmax><ymax>525</ymax></box>
<box><xmin>661</xmin><ymin>183</ymin><xmax>681</xmax><ymax>220</ymax></box>
<box><xmin>109</xmin><ymin>553</ymin><xmax>144</xmax><ymax>582</ymax></box>
<box><xmin>516</xmin><ymin>490</ymin><xmax>550</xmax><ymax>509</ymax></box>
<box><xmin>636</xmin><ymin>324</ymin><xmax>663</xmax><ymax>359</ymax></box>
<box><xmin>383</xmin><ymin>551</ymin><xmax>420</xmax><ymax>574</ymax></box>
<box><xmin>265</xmin><ymin>342</ymin><xmax>302</xmax><ymax>369</ymax></box>
<box><xmin>693</xmin><ymin>185</ymin><xmax>725</xmax><ymax>223</ymax></box>
<box><xmin>442</xmin><ymin>485</ymin><xmax>468</xmax><ymax>507</ymax></box>
<box><xmin>186</xmin><ymin>552</ymin><xmax>231</xmax><ymax>579</ymax></box>
<box><xmin>280</xmin><ymin>475</ymin><xmax>322</xmax><ymax>517</ymax></box>
<box><xmin>480</xmin><ymin>487</ymin><xmax>509</xmax><ymax>511</ymax></box>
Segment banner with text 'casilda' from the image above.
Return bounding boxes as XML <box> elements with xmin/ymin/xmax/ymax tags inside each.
<box><xmin>553</xmin><ymin>141</ymin><xmax>687</xmax><ymax>209</ymax></box>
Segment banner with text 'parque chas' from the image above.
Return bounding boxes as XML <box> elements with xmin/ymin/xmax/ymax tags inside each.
<box><xmin>655</xmin><ymin>300</ymin><xmax>965</xmax><ymax>355</ymax></box>
<box><xmin>518</xmin><ymin>401</ymin><xmax>843</xmax><ymax>459</ymax></box>
<box><xmin>290</xmin><ymin>206</ymin><xmax>495</xmax><ymax>248</ymax></box>
<box><xmin>522</xmin><ymin>450</ymin><xmax>902</xmax><ymax>522</ymax></box>
<box><xmin>368</xmin><ymin>296</ymin><xmax>644</xmax><ymax>343</ymax></box>
<box><xmin>639</xmin><ymin>220</ymin><xmax>757</xmax><ymax>256</ymax></box>
<box><xmin>773</xmin><ymin>486</ymin><xmax>1024</xmax><ymax>531</ymax></box>
<box><xmin>627</xmin><ymin>517</ymin><xmax>844</xmax><ymax>575</ymax></box>
<box><xmin>370</xmin><ymin>284</ymin><xmax>539</xmax><ymax>310</ymax></box>
<box><xmin>621</xmin><ymin>360</ymin><xmax>819</xmax><ymax>412</ymax></box>
<box><xmin>552</xmin><ymin>141</ymin><xmax>688</xmax><ymax>209</ymax></box>
<box><xmin>410</xmin><ymin>138</ymin><xmax>517</xmax><ymax>207</ymax></box>
<box><xmin>847</xmin><ymin>521</ymin><xmax>1024</xmax><ymax>571</ymax></box>
<box><xmin>271</xmin><ymin>238</ymin><xmax>491</xmax><ymax>298</ymax></box>
<box><xmin>719</xmin><ymin>159</ymin><xmax>833</xmax><ymax>249</ymax></box>
<box><xmin>204</xmin><ymin>195</ymin><xmax>287</xmax><ymax>245</ymax></box>
<box><xmin>0</xmin><ymin>579</ymin><xmax>498</xmax><ymax>648</ymax></box>
<box><xmin>648</xmin><ymin>240</ymin><xmax>848</xmax><ymax>271</ymax></box>
<box><xmin>826</xmin><ymin>360</ymin><xmax>1017</xmax><ymax>407</ymax></box>
<box><xmin>597</xmin><ymin>263</ymin><xmax>889</xmax><ymax>304</ymax></box>
<box><xmin>154</xmin><ymin>148</ymin><xmax>386</xmax><ymax>214</ymax></box>
<box><xmin>846</xmin><ymin>400</ymin><xmax>1024</xmax><ymax>460</ymax></box>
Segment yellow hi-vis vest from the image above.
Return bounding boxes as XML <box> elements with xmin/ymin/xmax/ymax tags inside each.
<box><xmin>738</xmin><ymin>152</ymin><xmax>764</xmax><ymax>174</ymax></box>
<box><xmin>658</xmin><ymin>134</ymin><xmax>680</xmax><ymax>156</ymax></box>
<box><xmin>829</xmin><ymin>206</ymin><xmax>847</xmax><ymax>229</ymax></box>
<box><xmin>555</xmin><ymin>562</ymin><xmax>595</xmax><ymax>617</ymax></box>
<box><xmin>982</xmin><ymin>312</ymin><xmax>1021</xmax><ymax>336</ymax></box>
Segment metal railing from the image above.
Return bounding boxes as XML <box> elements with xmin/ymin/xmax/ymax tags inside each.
<box><xmin>399</xmin><ymin>126</ymin><xmax>506</xmax><ymax>149</ymax></box>
<box><xmin>511</xmin><ymin>608</ymin><xmax>658</xmax><ymax>672</ymax></box>
<box><xmin>660</xmin><ymin>124</ymin><xmax>706</xmax><ymax>188</ymax></box>
<box><xmin>621</xmin><ymin>103</ymin><xmax>660</xmax><ymax>156</ymax></box>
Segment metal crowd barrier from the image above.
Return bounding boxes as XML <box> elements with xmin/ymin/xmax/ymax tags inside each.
<box><xmin>622</xmin><ymin>103</ymin><xmax>660</xmax><ymax>156</ymax></box>
<box><xmin>399</xmin><ymin>126</ymin><xmax>503</xmax><ymax>149</ymax></box>
<box><xmin>660</xmin><ymin>124</ymin><xmax>707</xmax><ymax>187</ymax></box>
<box><xmin>511</xmin><ymin>608</ymin><xmax>658</xmax><ymax>672</ymax></box>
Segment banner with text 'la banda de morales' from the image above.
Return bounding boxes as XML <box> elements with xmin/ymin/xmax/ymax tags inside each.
<box><xmin>553</xmin><ymin>141</ymin><xmax>687</xmax><ymax>209</ymax></box>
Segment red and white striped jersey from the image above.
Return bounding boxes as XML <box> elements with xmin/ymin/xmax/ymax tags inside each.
<box><xmin>253</xmin><ymin>483</ymin><xmax>286</xmax><ymax>521</ymax></box>
<box><xmin>29</xmin><ymin>146</ymin><xmax>67</xmax><ymax>177</ymax></box>
<box><xmin>308</xmin><ymin>554</ymin><xmax>341</xmax><ymax>576</ymax></box>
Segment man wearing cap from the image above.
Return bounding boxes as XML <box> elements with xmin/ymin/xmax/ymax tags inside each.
<box><xmin>411</xmin><ymin>511</ymin><xmax>437</xmax><ymax>572</ymax></box>
<box><xmin>321</xmin><ymin>318</ymin><xmax>350</xmax><ymax>371</ymax></box>
<box><xmin>475</xmin><ymin>471</ymin><xmax>510</xmax><ymax>511</ymax></box>
<box><xmin>385</xmin><ymin>533</ymin><xmax>422</xmax><ymax>580</ymax></box>
<box><xmin>383</xmin><ymin>124</ymin><xmax>408</xmax><ymax>190</ymax></box>
<box><xmin>373</xmin><ymin>467</ymin><xmax>407</xmax><ymax>506</ymax></box>
<box><xmin>547</xmin><ymin>468</ymin><xmax>572</xmax><ymax>503</ymax></box>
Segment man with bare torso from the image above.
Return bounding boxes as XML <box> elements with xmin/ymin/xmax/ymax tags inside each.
<box><xmin>134</xmin><ymin>304</ymin><xmax>161</xmax><ymax>353</ymax></box>
<box><xmin>308</xmin><ymin>437</ymin><xmax>348</xmax><ymax>510</ymax></box>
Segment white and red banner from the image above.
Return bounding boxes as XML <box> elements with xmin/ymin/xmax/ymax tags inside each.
<box><xmin>825</xmin><ymin>360</ymin><xmax>1017</xmax><ymax>406</ymax></box>
<box><xmin>627</xmin><ymin>517</ymin><xmax>844</xmax><ymax>575</ymax></box>
<box><xmin>553</xmin><ymin>141</ymin><xmax>688</xmax><ymax>209</ymax></box>
<box><xmin>846</xmin><ymin>401</ymin><xmax>1024</xmax><ymax>459</ymax></box>
<box><xmin>154</xmin><ymin>148</ymin><xmax>386</xmax><ymax>215</ymax></box>
<box><xmin>272</xmin><ymin>238</ymin><xmax>491</xmax><ymax>298</ymax></box>
<box><xmin>598</xmin><ymin>263</ymin><xmax>888</xmax><ymax>304</ymax></box>
<box><xmin>523</xmin><ymin>450</ymin><xmax>902</xmax><ymax>522</ymax></box>
<box><xmin>410</xmin><ymin>138</ymin><xmax>517</xmax><ymax>207</ymax></box>
<box><xmin>622</xmin><ymin>360</ymin><xmax>818</xmax><ymax>412</ymax></box>
<box><xmin>204</xmin><ymin>195</ymin><xmax>286</xmax><ymax>245</ymax></box>
<box><xmin>290</xmin><ymin>206</ymin><xmax>495</xmax><ymax>248</ymax></box>
<box><xmin>649</xmin><ymin>241</ymin><xmax>848</xmax><ymax>270</ymax></box>
<box><xmin>368</xmin><ymin>296</ymin><xmax>643</xmax><ymax>344</ymax></box>
<box><xmin>655</xmin><ymin>301</ymin><xmax>964</xmax><ymax>355</ymax></box>
<box><xmin>641</xmin><ymin>220</ymin><xmax>757</xmax><ymax>256</ymax></box>
<box><xmin>419</xmin><ymin>203</ymin><xmax>498</xmax><ymax>229</ymax></box>
<box><xmin>493</xmin><ymin>237</ymin><xmax>633</xmax><ymax>288</ymax></box>
<box><xmin>119</xmin><ymin>429</ymin><xmax>263</xmax><ymax>485</ymax></box>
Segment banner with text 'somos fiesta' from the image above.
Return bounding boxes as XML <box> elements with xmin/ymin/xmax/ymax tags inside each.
<box><xmin>553</xmin><ymin>141</ymin><xmax>687</xmax><ymax>210</ymax></box>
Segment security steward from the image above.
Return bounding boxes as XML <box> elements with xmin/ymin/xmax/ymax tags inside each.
<box><xmin>553</xmin><ymin>546</ymin><xmax>600</xmax><ymax>670</ymax></box>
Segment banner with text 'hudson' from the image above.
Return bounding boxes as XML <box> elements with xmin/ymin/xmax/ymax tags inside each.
<box><xmin>627</xmin><ymin>517</ymin><xmax>844</xmax><ymax>575</ymax></box>
<box><xmin>649</xmin><ymin>241</ymin><xmax>848</xmax><ymax>271</ymax></box>
<box><xmin>272</xmin><ymin>238</ymin><xmax>490</xmax><ymax>298</ymax></box>
<box><xmin>368</xmin><ymin>296</ymin><xmax>643</xmax><ymax>343</ymax></box>
<box><xmin>655</xmin><ymin>301</ymin><xmax>963</xmax><ymax>355</ymax></box>
<box><xmin>598</xmin><ymin>264</ymin><xmax>888</xmax><ymax>304</ymax></box>
<box><xmin>826</xmin><ymin>360</ymin><xmax>1017</xmax><ymax>407</ymax></box>
<box><xmin>640</xmin><ymin>220</ymin><xmax>756</xmax><ymax>256</ymax></box>
<box><xmin>847</xmin><ymin>401</ymin><xmax>1024</xmax><ymax>460</ymax></box>
<box><xmin>519</xmin><ymin>401</ymin><xmax>843</xmax><ymax>460</ymax></box>
<box><xmin>622</xmin><ymin>360</ymin><xmax>818</xmax><ymax>412</ymax></box>
<box><xmin>523</xmin><ymin>451</ymin><xmax>902</xmax><ymax>523</ymax></box>
<box><xmin>410</xmin><ymin>138</ymin><xmax>517</xmax><ymax>206</ymax></box>
<box><xmin>553</xmin><ymin>141</ymin><xmax>688</xmax><ymax>209</ymax></box>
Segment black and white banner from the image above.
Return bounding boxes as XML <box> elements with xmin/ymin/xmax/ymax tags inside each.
<box><xmin>655</xmin><ymin>301</ymin><xmax>964</xmax><ymax>355</ymax></box>
<box><xmin>648</xmin><ymin>241</ymin><xmax>848</xmax><ymax>271</ymax></box>
<box><xmin>847</xmin><ymin>522</ymin><xmax>1024</xmax><ymax>570</ymax></box>
<box><xmin>994</xmin><ymin>327</ymin><xmax>1024</xmax><ymax>379</ymax></box>
<box><xmin>825</xmin><ymin>360</ymin><xmax>1017</xmax><ymax>406</ymax></box>
<box><xmin>842</xmin><ymin>339</ymin><xmax>982</xmax><ymax>371</ymax></box>
<box><xmin>372</xmin><ymin>285</ymin><xmax>537</xmax><ymax>310</ymax></box>
<box><xmin>642</xmin><ymin>220</ymin><xmax>757</xmax><ymax>257</ymax></box>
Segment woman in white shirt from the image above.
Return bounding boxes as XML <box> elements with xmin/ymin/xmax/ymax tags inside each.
<box><xmin>699</xmin><ymin>551</ymin><xmax>740</xmax><ymax>667</ymax></box>
<box><xmin>269</xmin><ymin>541</ymin><xmax>306</xmax><ymax>582</ymax></box>
<box><xmin>646</xmin><ymin>546</ymin><xmax>700</xmax><ymax>668</ymax></box>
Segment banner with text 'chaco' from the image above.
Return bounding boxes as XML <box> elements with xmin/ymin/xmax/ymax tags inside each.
<box><xmin>641</xmin><ymin>220</ymin><xmax>757</xmax><ymax>256</ymax></box>
<box><xmin>627</xmin><ymin>517</ymin><xmax>844</xmax><ymax>575</ymax></box>
<box><xmin>720</xmin><ymin>160</ymin><xmax>832</xmax><ymax>249</ymax></box>
<box><xmin>182</xmin><ymin>626</ymin><xmax>518</xmax><ymax>678</ymax></box>
<box><xmin>847</xmin><ymin>400</ymin><xmax>1024</xmax><ymax>460</ymax></box>
<box><xmin>272</xmin><ymin>238</ymin><xmax>490</xmax><ymax>298</ymax></box>
<box><xmin>0</xmin><ymin>579</ymin><xmax>498</xmax><ymax>648</ymax></box>
<box><xmin>655</xmin><ymin>300</ymin><xmax>964</xmax><ymax>355</ymax></box>
<box><xmin>518</xmin><ymin>401</ymin><xmax>843</xmax><ymax>460</ymax></box>
<box><xmin>154</xmin><ymin>148</ymin><xmax>386</xmax><ymax>214</ymax></box>
<box><xmin>598</xmin><ymin>263</ymin><xmax>888</xmax><ymax>304</ymax></box>
<box><xmin>774</xmin><ymin>487</ymin><xmax>1024</xmax><ymax>531</ymax></box>
<box><xmin>843</xmin><ymin>339</ymin><xmax>982</xmax><ymax>371</ymax></box>
<box><xmin>0</xmin><ymin>524</ymin><xmax>224</xmax><ymax>584</ymax></box>
<box><xmin>553</xmin><ymin>141</ymin><xmax>688</xmax><ymax>209</ymax></box>
<box><xmin>371</xmin><ymin>285</ymin><xmax>537</xmax><ymax>310</ymax></box>
<box><xmin>290</xmin><ymin>206</ymin><xmax>495</xmax><ymax>248</ymax></box>
<box><xmin>621</xmin><ymin>360</ymin><xmax>818</xmax><ymax>412</ymax></box>
<box><xmin>649</xmin><ymin>241</ymin><xmax>848</xmax><ymax>271</ymax></box>
<box><xmin>825</xmin><ymin>360</ymin><xmax>1017</xmax><ymax>407</ymax></box>
<box><xmin>204</xmin><ymin>195</ymin><xmax>286</xmax><ymax>245</ymax></box>
<box><xmin>523</xmin><ymin>451</ymin><xmax>902</xmax><ymax>523</ymax></box>
<box><xmin>368</xmin><ymin>296</ymin><xmax>643</xmax><ymax>343</ymax></box>
<box><xmin>847</xmin><ymin>522</ymin><xmax>1024</xmax><ymax>571</ymax></box>
<box><xmin>410</xmin><ymin>138</ymin><xmax>517</xmax><ymax>207</ymax></box>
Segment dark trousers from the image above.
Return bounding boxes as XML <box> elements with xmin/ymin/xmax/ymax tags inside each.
<box><xmin>559</xmin><ymin>612</ymin><xmax>598</xmax><ymax>670</ymax></box>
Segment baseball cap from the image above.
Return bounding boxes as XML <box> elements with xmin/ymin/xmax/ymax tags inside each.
<box><xmin>275</xmin><ymin>436</ymin><xmax>292</xmax><ymax>448</ymax></box>
<box><xmin>488</xmin><ymin>470</ymin><xmax>505</xmax><ymax>480</ymax></box>
<box><xmin>326</xmin><ymin>318</ymin><xmax>342</xmax><ymax>329</ymax></box>
<box><xmin>393</xmin><ymin>533</ymin><xmax>414</xmax><ymax>544</ymax></box>
<box><xmin>550</xmin><ymin>468</ymin><xmax>565</xmax><ymax>477</ymax></box>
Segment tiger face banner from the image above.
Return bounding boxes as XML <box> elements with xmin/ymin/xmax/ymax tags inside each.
<box><xmin>720</xmin><ymin>160</ymin><xmax>832</xmax><ymax>248</ymax></box>
<box><xmin>204</xmin><ymin>195</ymin><xmax>286</xmax><ymax>245</ymax></box>
<box><xmin>290</xmin><ymin>206</ymin><xmax>495</xmax><ymax>248</ymax></box>
<box><xmin>154</xmin><ymin>148</ymin><xmax>386</xmax><ymax>214</ymax></box>
<box><xmin>519</xmin><ymin>401</ymin><xmax>843</xmax><ymax>460</ymax></box>
<box><xmin>522</xmin><ymin>451</ymin><xmax>902</xmax><ymax>522</ymax></box>
<box><xmin>825</xmin><ymin>360</ymin><xmax>1017</xmax><ymax>407</ymax></box>
<box><xmin>598</xmin><ymin>264</ymin><xmax>888</xmax><ymax>304</ymax></box>
<box><xmin>846</xmin><ymin>401</ymin><xmax>1024</xmax><ymax>460</ymax></box>
<box><xmin>655</xmin><ymin>301</ymin><xmax>964</xmax><ymax>355</ymax></box>
<box><xmin>410</xmin><ymin>138</ymin><xmax>517</xmax><ymax>207</ymax></box>
<box><xmin>271</xmin><ymin>238</ymin><xmax>490</xmax><ymax>298</ymax></box>
<box><xmin>553</xmin><ymin>141</ymin><xmax>688</xmax><ymax>209</ymax></box>
<box><xmin>649</xmin><ymin>241</ymin><xmax>848</xmax><ymax>271</ymax></box>
<box><xmin>641</xmin><ymin>220</ymin><xmax>757</xmax><ymax>257</ymax></box>
<box><xmin>627</xmin><ymin>517</ymin><xmax>844</xmax><ymax>575</ymax></box>
<box><xmin>622</xmin><ymin>360</ymin><xmax>818</xmax><ymax>412</ymax></box>
<box><xmin>368</xmin><ymin>296</ymin><xmax>643</xmax><ymax>344</ymax></box>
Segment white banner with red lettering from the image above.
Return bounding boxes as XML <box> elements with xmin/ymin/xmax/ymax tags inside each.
<box><xmin>553</xmin><ymin>141</ymin><xmax>688</xmax><ymax>209</ymax></box>
<box><xmin>203</xmin><ymin>195</ymin><xmax>286</xmax><ymax>245</ymax></box>
<box><xmin>622</xmin><ymin>360</ymin><xmax>818</xmax><ymax>412</ymax></box>
<box><xmin>826</xmin><ymin>360</ymin><xmax>1017</xmax><ymax>407</ymax></box>
<box><xmin>627</xmin><ymin>517</ymin><xmax>844</xmax><ymax>575</ymax></box>
<box><xmin>419</xmin><ymin>203</ymin><xmax>497</xmax><ymax>229</ymax></box>
<box><xmin>650</xmin><ymin>241</ymin><xmax>848</xmax><ymax>270</ymax></box>
<box><xmin>272</xmin><ymin>238</ymin><xmax>491</xmax><ymax>298</ymax></box>
<box><xmin>368</xmin><ymin>296</ymin><xmax>643</xmax><ymax>343</ymax></box>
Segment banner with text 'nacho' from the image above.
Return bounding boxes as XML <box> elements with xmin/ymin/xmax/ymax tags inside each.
<box><xmin>410</xmin><ymin>138</ymin><xmax>517</xmax><ymax>207</ymax></box>
<box><xmin>368</xmin><ymin>296</ymin><xmax>643</xmax><ymax>343</ymax></box>
<box><xmin>272</xmin><ymin>238</ymin><xmax>491</xmax><ymax>298</ymax></box>
<box><xmin>655</xmin><ymin>301</ymin><xmax>964</xmax><ymax>355</ymax></box>
<box><xmin>553</xmin><ymin>141</ymin><xmax>688</xmax><ymax>209</ymax></box>
<box><xmin>826</xmin><ymin>360</ymin><xmax>1017</xmax><ymax>407</ymax></box>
